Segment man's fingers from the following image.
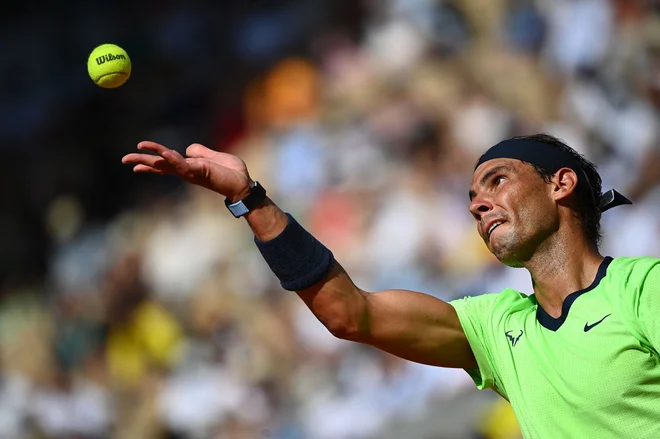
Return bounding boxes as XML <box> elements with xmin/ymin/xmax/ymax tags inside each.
<box><xmin>160</xmin><ymin>150</ymin><xmax>212</xmax><ymax>184</ymax></box>
<box><xmin>125</xmin><ymin>143</ymin><xmax>239</xmax><ymax>194</ymax></box>
<box><xmin>123</xmin><ymin>153</ymin><xmax>178</xmax><ymax>174</ymax></box>
<box><xmin>137</xmin><ymin>141</ymin><xmax>171</xmax><ymax>155</ymax></box>
<box><xmin>124</xmin><ymin>148</ymin><xmax>202</xmax><ymax>179</ymax></box>
<box><xmin>186</xmin><ymin>143</ymin><xmax>216</xmax><ymax>159</ymax></box>
<box><xmin>129</xmin><ymin>142</ymin><xmax>186</xmax><ymax>173</ymax></box>
<box><xmin>161</xmin><ymin>149</ymin><xmax>190</xmax><ymax>173</ymax></box>
<box><xmin>133</xmin><ymin>164</ymin><xmax>165</xmax><ymax>174</ymax></box>
<box><xmin>122</xmin><ymin>153</ymin><xmax>166</xmax><ymax>168</ymax></box>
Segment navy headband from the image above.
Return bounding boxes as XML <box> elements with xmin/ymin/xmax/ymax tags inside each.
<box><xmin>476</xmin><ymin>139</ymin><xmax>632</xmax><ymax>213</ymax></box>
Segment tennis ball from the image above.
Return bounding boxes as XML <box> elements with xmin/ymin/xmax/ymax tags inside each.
<box><xmin>87</xmin><ymin>44</ymin><xmax>131</xmax><ymax>88</ymax></box>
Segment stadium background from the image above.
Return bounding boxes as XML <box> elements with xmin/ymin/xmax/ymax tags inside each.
<box><xmin>1</xmin><ymin>0</ymin><xmax>660</xmax><ymax>438</ymax></box>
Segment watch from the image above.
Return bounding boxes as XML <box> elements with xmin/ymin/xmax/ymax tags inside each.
<box><xmin>225</xmin><ymin>181</ymin><xmax>267</xmax><ymax>217</ymax></box>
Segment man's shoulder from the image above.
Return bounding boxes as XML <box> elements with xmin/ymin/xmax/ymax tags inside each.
<box><xmin>450</xmin><ymin>288</ymin><xmax>535</xmax><ymax>317</ymax></box>
<box><xmin>610</xmin><ymin>255</ymin><xmax>660</xmax><ymax>268</ymax></box>
<box><xmin>608</xmin><ymin>256</ymin><xmax>660</xmax><ymax>283</ymax></box>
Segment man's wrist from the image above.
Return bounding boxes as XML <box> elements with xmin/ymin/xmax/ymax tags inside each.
<box><xmin>225</xmin><ymin>181</ymin><xmax>267</xmax><ymax>218</ymax></box>
<box><xmin>228</xmin><ymin>180</ymin><xmax>254</xmax><ymax>203</ymax></box>
<box><xmin>246</xmin><ymin>199</ymin><xmax>288</xmax><ymax>242</ymax></box>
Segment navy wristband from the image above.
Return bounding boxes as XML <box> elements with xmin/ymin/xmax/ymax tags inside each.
<box><xmin>254</xmin><ymin>213</ymin><xmax>335</xmax><ymax>291</ymax></box>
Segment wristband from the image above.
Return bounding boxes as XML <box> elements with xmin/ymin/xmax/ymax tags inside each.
<box><xmin>255</xmin><ymin>214</ymin><xmax>335</xmax><ymax>291</ymax></box>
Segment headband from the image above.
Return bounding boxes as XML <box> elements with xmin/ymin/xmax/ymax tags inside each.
<box><xmin>475</xmin><ymin>139</ymin><xmax>632</xmax><ymax>212</ymax></box>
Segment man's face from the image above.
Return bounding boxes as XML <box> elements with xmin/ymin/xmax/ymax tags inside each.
<box><xmin>469</xmin><ymin>158</ymin><xmax>558</xmax><ymax>267</ymax></box>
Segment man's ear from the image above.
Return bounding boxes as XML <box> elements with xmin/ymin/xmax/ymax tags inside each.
<box><xmin>551</xmin><ymin>167</ymin><xmax>579</xmax><ymax>202</ymax></box>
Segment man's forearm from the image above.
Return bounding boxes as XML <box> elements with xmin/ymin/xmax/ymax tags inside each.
<box><xmin>243</xmin><ymin>198</ymin><xmax>365</xmax><ymax>338</ymax></box>
<box><xmin>296</xmin><ymin>261</ymin><xmax>367</xmax><ymax>339</ymax></box>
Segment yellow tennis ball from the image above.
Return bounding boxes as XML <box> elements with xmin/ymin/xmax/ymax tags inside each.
<box><xmin>87</xmin><ymin>44</ymin><xmax>131</xmax><ymax>88</ymax></box>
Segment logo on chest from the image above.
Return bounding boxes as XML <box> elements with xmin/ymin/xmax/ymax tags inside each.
<box><xmin>505</xmin><ymin>329</ymin><xmax>524</xmax><ymax>347</ymax></box>
<box><xmin>584</xmin><ymin>313</ymin><xmax>611</xmax><ymax>332</ymax></box>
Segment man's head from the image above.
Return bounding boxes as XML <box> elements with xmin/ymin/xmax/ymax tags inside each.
<box><xmin>469</xmin><ymin>134</ymin><xmax>603</xmax><ymax>267</ymax></box>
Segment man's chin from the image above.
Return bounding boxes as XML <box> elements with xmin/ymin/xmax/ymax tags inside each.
<box><xmin>490</xmin><ymin>244</ymin><xmax>525</xmax><ymax>268</ymax></box>
<box><xmin>497</xmin><ymin>256</ymin><xmax>525</xmax><ymax>268</ymax></box>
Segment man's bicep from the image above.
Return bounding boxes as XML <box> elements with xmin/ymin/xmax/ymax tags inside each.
<box><xmin>358</xmin><ymin>289</ymin><xmax>478</xmax><ymax>369</ymax></box>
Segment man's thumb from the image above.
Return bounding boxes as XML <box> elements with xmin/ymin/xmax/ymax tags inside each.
<box><xmin>186</xmin><ymin>143</ymin><xmax>216</xmax><ymax>159</ymax></box>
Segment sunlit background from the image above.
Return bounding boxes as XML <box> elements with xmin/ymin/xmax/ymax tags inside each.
<box><xmin>2</xmin><ymin>1</ymin><xmax>660</xmax><ymax>438</ymax></box>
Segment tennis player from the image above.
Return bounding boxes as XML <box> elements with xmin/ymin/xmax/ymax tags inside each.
<box><xmin>122</xmin><ymin>133</ymin><xmax>660</xmax><ymax>438</ymax></box>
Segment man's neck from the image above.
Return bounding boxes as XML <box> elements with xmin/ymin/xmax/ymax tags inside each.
<box><xmin>525</xmin><ymin>231</ymin><xmax>604</xmax><ymax>318</ymax></box>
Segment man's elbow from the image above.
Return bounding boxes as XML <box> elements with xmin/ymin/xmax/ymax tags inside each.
<box><xmin>323</xmin><ymin>313</ymin><xmax>365</xmax><ymax>342</ymax></box>
<box><xmin>307</xmin><ymin>286</ymin><xmax>369</xmax><ymax>342</ymax></box>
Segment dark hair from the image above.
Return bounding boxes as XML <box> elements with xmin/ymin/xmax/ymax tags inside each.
<box><xmin>511</xmin><ymin>134</ymin><xmax>603</xmax><ymax>247</ymax></box>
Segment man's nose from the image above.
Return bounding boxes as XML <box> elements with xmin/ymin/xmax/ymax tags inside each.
<box><xmin>469</xmin><ymin>195</ymin><xmax>493</xmax><ymax>222</ymax></box>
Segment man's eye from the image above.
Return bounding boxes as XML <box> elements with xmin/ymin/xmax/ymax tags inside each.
<box><xmin>495</xmin><ymin>176</ymin><xmax>505</xmax><ymax>185</ymax></box>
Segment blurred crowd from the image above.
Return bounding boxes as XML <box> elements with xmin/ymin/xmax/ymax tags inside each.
<box><xmin>2</xmin><ymin>0</ymin><xmax>660</xmax><ymax>438</ymax></box>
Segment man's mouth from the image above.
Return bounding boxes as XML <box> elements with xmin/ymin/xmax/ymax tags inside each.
<box><xmin>487</xmin><ymin>221</ymin><xmax>504</xmax><ymax>238</ymax></box>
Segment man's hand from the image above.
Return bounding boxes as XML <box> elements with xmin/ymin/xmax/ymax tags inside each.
<box><xmin>122</xmin><ymin>141</ymin><xmax>252</xmax><ymax>202</ymax></box>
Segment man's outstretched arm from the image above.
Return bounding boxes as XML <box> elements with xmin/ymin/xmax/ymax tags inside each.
<box><xmin>123</xmin><ymin>141</ymin><xmax>477</xmax><ymax>370</ymax></box>
<box><xmin>245</xmin><ymin>196</ymin><xmax>476</xmax><ymax>369</ymax></box>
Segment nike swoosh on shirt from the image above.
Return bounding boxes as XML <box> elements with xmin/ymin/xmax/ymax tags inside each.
<box><xmin>584</xmin><ymin>314</ymin><xmax>611</xmax><ymax>332</ymax></box>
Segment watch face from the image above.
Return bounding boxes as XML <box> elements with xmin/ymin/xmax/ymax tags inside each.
<box><xmin>225</xmin><ymin>181</ymin><xmax>266</xmax><ymax>217</ymax></box>
<box><xmin>228</xmin><ymin>202</ymin><xmax>250</xmax><ymax>217</ymax></box>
